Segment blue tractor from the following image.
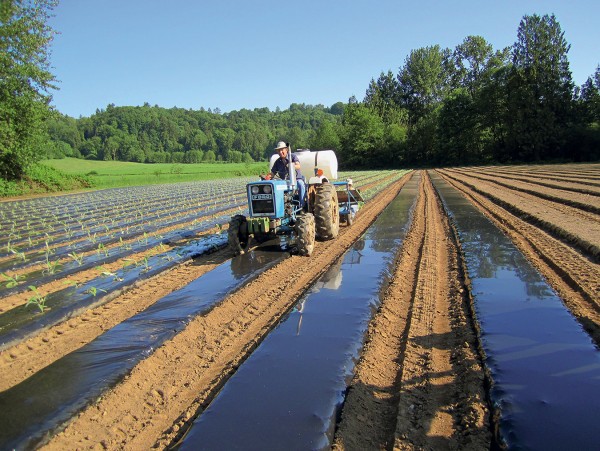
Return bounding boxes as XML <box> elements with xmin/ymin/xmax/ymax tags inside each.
<box><xmin>228</xmin><ymin>148</ymin><xmax>363</xmax><ymax>256</ymax></box>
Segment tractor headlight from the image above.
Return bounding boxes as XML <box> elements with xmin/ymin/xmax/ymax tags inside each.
<box><xmin>263</xmin><ymin>185</ymin><xmax>272</xmax><ymax>194</ymax></box>
<box><xmin>251</xmin><ymin>186</ymin><xmax>260</xmax><ymax>194</ymax></box>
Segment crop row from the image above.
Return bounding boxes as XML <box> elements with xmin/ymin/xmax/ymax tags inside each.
<box><xmin>0</xmin><ymin>171</ymin><xmax>408</xmax><ymax>347</ymax></box>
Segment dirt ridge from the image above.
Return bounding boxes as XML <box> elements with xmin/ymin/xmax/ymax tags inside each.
<box><xmin>439</xmin><ymin>169</ymin><xmax>600</xmax><ymax>261</ymax></box>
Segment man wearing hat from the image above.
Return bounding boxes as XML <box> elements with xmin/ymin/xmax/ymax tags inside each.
<box><xmin>268</xmin><ymin>141</ymin><xmax>306</xmax><ymax>209</ymax></box>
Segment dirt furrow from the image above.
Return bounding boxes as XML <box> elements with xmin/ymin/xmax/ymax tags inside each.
<box><xmin>471</xmin><ymin>169</ymin><xmax>600</xmax><ymax>196</ymax></box>
<box><xmin>447</xmin><ymin>168</ymin><xmax>600</xmax><ymax>213</ymax></box>
<box><xmin>40</xmin><ymin>173</ymin><xmax>413</xmax><ymax>450</ymax></box>
<box><xmin>492</xmin><ymin>163</ymin><xmax>600</xmax><ymax>182</ymax></box>
<box><xmin>436</xmin><ymin>170</ymin><xmax>600</xmax><ymax>345</ymax></box>
<box><xmin>439</xmin><ymin>169</ymin><xmax>600</xmax><ymax>261</ymax></box>
<box><xmin>333</xmin><ymin>172</ymin><xmax>490</xmax><ymax>450</ymax></box>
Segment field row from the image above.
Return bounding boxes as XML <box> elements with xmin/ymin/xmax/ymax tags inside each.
<box><xmin>437</xmin><ymin>163</ymin><xmax>600</xmax><ymax>344</ymax></box>
<box><xmin>0</xmin><ymin>171</ymin><xmax>407</xmax><ymax>349</ymax></box>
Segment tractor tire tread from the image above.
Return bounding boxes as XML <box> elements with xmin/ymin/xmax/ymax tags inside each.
<box><xmin>313</xmin><ymin>183</ymin><xmax>340</xmax><ymax>240</ymax></box>
<box><xmin>295</xmin><ymin>213</ymin><xmax>316</xmax><ymax>256</ymax></box>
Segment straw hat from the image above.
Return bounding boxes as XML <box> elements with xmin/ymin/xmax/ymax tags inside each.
<box><xmin>274</xmin><ymin>141</ymin><xmax>288</xmax><ymax>151</ymax></box>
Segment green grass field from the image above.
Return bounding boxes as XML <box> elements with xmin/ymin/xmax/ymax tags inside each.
<box><xmin>42</xmin><ymin>158</ymin><xmax>270</xmax><ymax>189</ymax></box>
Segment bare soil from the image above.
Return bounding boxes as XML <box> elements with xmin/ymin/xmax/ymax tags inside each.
<box><xmin>1</xmin><ymin>163</ymin><xmax>598</xmax><ymax>450</ymax></box>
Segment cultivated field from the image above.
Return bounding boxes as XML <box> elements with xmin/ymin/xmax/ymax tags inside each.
<box><xmin>42</xmin><ymin>158</ymin><xmax>269</xmax><ymax>189</ymax></box>
<box><xmin>0</xmin><ymin>164</ymin><xmax>598</xmax><ymax>449</ymax></box>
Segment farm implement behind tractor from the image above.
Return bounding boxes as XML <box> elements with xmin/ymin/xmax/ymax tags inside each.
<box><xmin>228</xmin><ymin>148</ymin><xmax>364</xmax><ymax>256</ymax></box>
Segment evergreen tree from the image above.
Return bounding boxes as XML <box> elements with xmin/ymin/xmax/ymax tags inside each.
<box><xmin>507</xmin><ymin>14</ymin><xmax>574</xmax><ymax>161</ymax></box>
<box><xmin>579</xmin><ymin>66</ymin><xmax>600</xmax><ymax>124</ymax></box>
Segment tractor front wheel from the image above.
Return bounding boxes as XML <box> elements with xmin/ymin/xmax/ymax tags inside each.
<box><xmin>313</xmin><ymin>183</ymin><xmax>339</xmax><ymax>240</ymax></box>
<box><xmin>228</xmin><ymin>214</ymin><xmax>250</xmax><ymax>255</ymax></box>
<box><xmin>295</xmin><ymin>213</ymin><xmax>316</xmax><ymax>256</ymax></box>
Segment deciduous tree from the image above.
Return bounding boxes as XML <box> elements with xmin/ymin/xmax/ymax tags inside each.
<box><xmin>0</xmin><ymin>0</ymin><xmax>58</xmax><ymax>179</ymax></box>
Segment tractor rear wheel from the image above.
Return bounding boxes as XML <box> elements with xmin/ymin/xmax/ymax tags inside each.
<box><xmin>228</xmin><ymin>214</ymin><xmax>250</xmax><ymax>255</ymax></box>
<box><xmin>295</xmin><ymin>213</ymin><xmax>316</xmax><ymax>256</ymax></box>
<box><xmin>313</xmin><ymin>183</ymin><xmax>339</xmax><ymax>240</ymax></box>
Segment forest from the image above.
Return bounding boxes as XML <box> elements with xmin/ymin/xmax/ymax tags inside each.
<box><xmin>2</xmin><ymin>1</ymin><xmax>599</xmax><ymax>183</ymax></box>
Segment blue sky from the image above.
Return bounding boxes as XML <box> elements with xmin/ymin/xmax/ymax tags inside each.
<box><xmin>48</xmin><ymin>0</ymin><xmax>600</xmax><ymax>118</ymax></box>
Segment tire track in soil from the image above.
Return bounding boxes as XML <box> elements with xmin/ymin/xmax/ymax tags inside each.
<box><xmin>435</xmin><ymin>169</ymin><xmax>600</xmax><ymax>346</ymax></box>
<box><xmin>40</xmin><ymin>173</ymin><xmax>414</xmax><ymax>450</ymax></box>
<box><xmin>333</xmin><ymin>171</ymin><xmax>490</xmax><ymax>450</ymax></box>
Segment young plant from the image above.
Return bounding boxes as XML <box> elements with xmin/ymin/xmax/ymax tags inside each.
<box><xmin>63</xmin><ymin>279</ymin><xmax>81</xmax><ymax>288</ymax></box>
<box><xmin>96</xmin><ymin>243</ymin><xmax>109</xmax><ymax>257</ymax></box>
<box><xmin>141</xmin><ymin>256</ymin><xmax>151</xmax><ymax>272</ymax></box>
<box><xmin>68</xmin><ymin>251</ymin><xmax>85</xmax><ymax>265</ymax></box>
<box><xmin>43</xmin><ymin>256</ymin><xmax>61</xmax><ymax>275</ymax></box>
<box><xmin>26</xmin><ymin>285</ymin><xmax>48</xmax><ymax>313</ymax></box>
<box><xmin>138</xmin><ymin>232</ymin><xmax>150</xmax><ymax>246</ymax></box>
<box><xmin>10</xmin><ymin>248</ymin><xmax>27</xmax><ymax>263</ymax></box>
<box><xmin>87</xmin><ymin>231</ymin><xmax>97</xmax><ymax>244</ymax></box>
<box><xmin>122</xmin><ymin>258</ymin><xmax>136</xmax><ymax>269</ymax></box>
<box><xmin>1</xmin><ymin>272</ymin><xmax>25</xmax><ymax>288</ymax></box>
<box><xmin>99</xmin><ymin>269</ymin><xmax>123</xmax><ymax>282</ymax></box>
<box><xmin>84</xmin><ymin>286</ymin><xmax>107</xmax><ymax>297</ymax></box>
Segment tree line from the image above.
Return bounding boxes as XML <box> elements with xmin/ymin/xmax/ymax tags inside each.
<box><xmin>45</xmin><ymin>102</ymin><xmax>345</xmax><ymax>164</ymax></box>
<box><xmin>347</xmin><ymin>14</ymin><xmax>599</xmax><ymax>168</ymax></box>
<box><xmin>2</xmin><ymin>2</ymin><xmax>599</xmax><ymax>182</ymax></box>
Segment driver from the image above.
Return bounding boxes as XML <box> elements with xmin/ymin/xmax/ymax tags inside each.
<box><xmin>267</xmin><ymin>141</ymin><xmax>306</xmax><ymax>209</ymax></box>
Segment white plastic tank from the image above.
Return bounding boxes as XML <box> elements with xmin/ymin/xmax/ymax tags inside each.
<box><xmin>269</xmin><ymin>149</ymin><xmax>338</xmax><ymax>180</ymax></box>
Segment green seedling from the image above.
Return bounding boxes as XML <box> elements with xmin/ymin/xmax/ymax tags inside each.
<box><xmin>26</xmin><ymin>285</ymin><xmax>48</xmax><ymax>313</ymax></box>
<box><xmin>122</xmin><ymin>258</ymin><xmax>136</xmax><ymax>269</ymax></box>
<box><xmin>63</xmin><ymin>279</ymin><xmax>81</xmax><ymax>288</ymax></box>
<box><xmin>141</xmin><ymin>256</ymin><xmax>151</xmax><ymax>272</ymax></box>
<box><xmin>68</xmin><ymin>251</ymin><xmax>84</xmax><ymax>265</ymax></box>
<box><xmin>43</xmin><ymin>256</ymin><xmax>61</xmax><ymax>275</ymax></box>
<box><xmin>1</xmin><ymin>272</ymin><xmax>25</xmax><ymax>288</ymax></box>
<box><xmin>84</xmin><ymin>286</ymin><xmax>107</xmax><ymax>297</ymax></box>
<box><xmin>119</xmin><ymin>237</ymin><xmax>133</xmax><ymax>250</ymax></box>
<box><xmin>44</xmin><ymin>240</ymin><xmax>55</xmax><ymax>257</ymax></box>
<box><xmin>10</xmin><ymin>248</ymin><xmax>27</xmax><ymax>263</ymax></box>
<box><xmin>139</xmin><ymin>232</ymin><xmax>150</xmax><ymax>246</ymax></box>
<box><xmin>96</xmin><ymin>243</ymin><xmax>109</xmax><ymax>257</ymax></box>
